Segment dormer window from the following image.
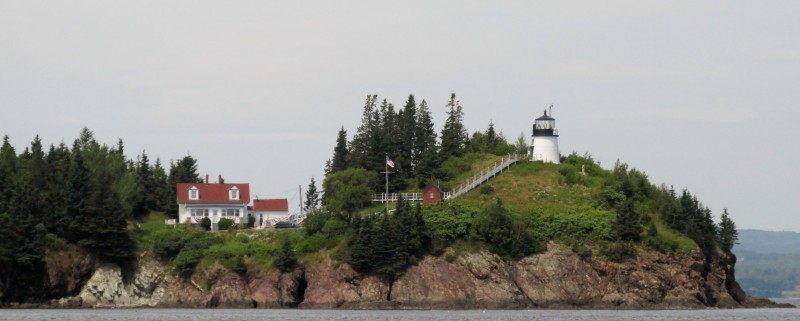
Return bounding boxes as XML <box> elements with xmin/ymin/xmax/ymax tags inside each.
<box><xmin>189</xmin><ymin>186</ymin><xmax>199</xmax><ymax>200</ymax></box>
<box><xmin>229</xmin><ymin>186</ymin><xmax>239</xmax><ymax>200</ymax></box>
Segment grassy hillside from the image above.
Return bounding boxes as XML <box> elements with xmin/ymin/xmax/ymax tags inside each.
<box><xmin>135</xmin><ymin>152</ymin><xmax>719</xmax><ymax>281</ymax></box>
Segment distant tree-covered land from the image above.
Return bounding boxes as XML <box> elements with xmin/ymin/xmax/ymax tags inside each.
<box><xmin>734</xmin><ymin>230</ymin><xmax>800</xmax><ymax>298</ymax></box>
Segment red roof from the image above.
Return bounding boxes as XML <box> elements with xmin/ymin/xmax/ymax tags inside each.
<box><xmin>176</xmin><ymin>183</ymin><xmax>250</xmax><ymax>204</ymax></box>
<box><xmin>253</xmin><ymin>199</ymin><xmax>289</xmax><ymax>212</ymax></box>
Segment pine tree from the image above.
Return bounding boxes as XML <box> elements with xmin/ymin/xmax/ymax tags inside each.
<box><xmin>440</xmin><ymin>93</ymin><xmax>468</xmax><ymax>162</ymax></box>
<box><xmin>133</xmin><ymin>151</ymin><xmax>154</xmax><ymax>216</ymax></box>
<box><xmin>0</xmin><ymin>135</ymin><xmax>18</xmax><ymax>214</ymax></box>
<box><xmin>349</xmin><ymin>95</ymin><xmax>378</xmax><ymax>169</ymax></box>
<box><xmin>152</xmin><ymin>158</ymin><xmax>169</xmax><ymax>212</ymax></box>
<box><xmin>397</xmin><ymin>94</ymin><xmax>417</xmax><ymax>172</ymax></box>
<box><xmin>166</xmin><ymin>155</ymin><xmax>203</xmax><ymax>216</ymax></box>
<box><xmin>331</xmin><ymin>127</ymin><xmax>349</xmax><ymax>172</ymax></box>
<box><xmin>275</xmin><ymin>239</ymin><xmax>298</xmax><ymax>273</ymax></box>
<box><xmin>614</xmin><ymin>199</ymin><xmax>642</xmax><ymax>242</ymax></box>
<box><xmin>414</xmin><ymin>100</ymin><xmax>440</xmax><ymax>187</ymax></box>
<box><xmin>303</xmin><ymin>177</ymin><xmax>320</xmax><ymax>212</ymax></box>
<box><xmin>486</xmin><ymin>122</ymin><xmax>498</xmax><ymax>153</ymax></box>
<box><xmin>717</xmin><ymin>208</ymin><xmax>738</xmax><ymax>254</ymax></box>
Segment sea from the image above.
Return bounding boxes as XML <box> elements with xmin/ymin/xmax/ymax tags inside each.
<box><xmin>2</xmin><ymin>305</ymin><xmax>799</xmax><ymax>321</ymax></box>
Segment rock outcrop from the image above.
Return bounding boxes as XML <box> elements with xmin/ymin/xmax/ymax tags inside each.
<box><xmin>35</xmin><ymin>243</ymin><xmax>781</xmax><ymax>309</ymax></box>
<box><xmin>76</xmin><ymin>256</ymin><xmax>170</xmax><ymax>307</ymax></box>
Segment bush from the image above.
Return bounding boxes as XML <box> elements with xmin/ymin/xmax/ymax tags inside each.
<box><xmin>218</xmin><ymin>218</ymin><xmax>234</xmax><ymax>231</ymax></box>
<box><xmin>479</xmin><ymin>184</ymin><xmax>495</xmax><ymax>195</ymax></box>
<box><xmin>174</xmin><ymin>249</ymin><xmax>203</xmax><ymax>276</ymax></box>
<box><xmin>600</xmin><ymin>242</ymin><xmax>636</xmax><ymax>263</ymax></box>
<box><xmin>572</xmin><ymin>243</ymin><xmax>592</xmax><ymax>260</ymax></box>
<box><xmin>152</xmin><ymin>229</ymin><xmax>188</xmax><ymax>260</ymax></box>
<box><xmin>422</xmin><ymin>202</ymin><xmax>479</xmax><ymax>242</ymax></box>
<box><xmin>321</xmin><ymin>218</ymin><xmax>349</xmax><ymax>237</ymax></box>
<box><xmin>200</xmin><ymin>217</ymin><xmax>211</xmax><ymax>231</ymax></box>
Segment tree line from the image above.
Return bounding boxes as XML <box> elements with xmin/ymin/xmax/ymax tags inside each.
<box><xmin>0</xmin><ymin>128</ymin><xmax>202</xmax><ymax>302</ymax></box>
<box><xmin>320</xmin><ymin>93</ymin><xmax>527</xmax><ymax>217</ymax></box>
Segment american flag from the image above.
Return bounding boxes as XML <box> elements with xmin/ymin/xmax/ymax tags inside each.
<box><xmin>386</xmin><ymin>156</ymin><xmax>395</xmax><ymax>168</ymax></box>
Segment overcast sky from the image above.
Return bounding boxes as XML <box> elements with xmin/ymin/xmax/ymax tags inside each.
<box><xmin>2</xmin><ymin>1</ymin><xmax>798</xmax><ymax>231</ymax></box>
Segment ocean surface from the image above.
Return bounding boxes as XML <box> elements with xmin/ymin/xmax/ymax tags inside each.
<box><xmin>1</xmin><ymin>306</ymin><xmax>798</xmax><ymax>321</ymax></box>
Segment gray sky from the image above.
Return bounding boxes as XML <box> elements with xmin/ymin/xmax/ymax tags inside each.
<box><xmin>2</xmin><ymin>1</ymin><xmax>798</xmax><ymax>231</ymax></box>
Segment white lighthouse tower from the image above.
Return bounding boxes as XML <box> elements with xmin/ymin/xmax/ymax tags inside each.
<box><xmin>530</xmin><ymin>108</ymin><xmax>560</xmax><ymax>164</ymax></box>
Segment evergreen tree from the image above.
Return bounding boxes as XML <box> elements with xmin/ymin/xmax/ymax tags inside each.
<box><xmin>614</xmin><ymin>199</ymin><xmax>642</xmax><ymax>242</ymax></box>
<box><xmin>330</xmin><ymin>127</ymin><xmax>349</xmax><ymax>172</ymax></box>
<box><xmin>486</xmin><ymin>122</ymin><xmax>499</xmax><ymax>153</ymax></box>
<box><xmin>303</xmin><ymin>177</ymin><xmax>320</xmax><ymax>212</ymax></box>
<box><xmin>275</xmin><ymin>239</ymin><xmax>298</xmax><ymax>273</ymax></box>
<box><xmin>132</xmin><ymin>151</ymin><xmax>153</xmax><ymax>216</ymax></box>
<box><xmin>397</xmin><ymin>95</ymin><xmax>417</xmax><ymax>174</ymax></box>
<box><xmin>166</xmin><ymin>155</ymin><xmax>203</xmax><ymax>216</ymax></box>
<box><xmin>440</xmin><ymin>93</ymin><xmax>468</xmax><ymax>162</ymax></box>
<box><xmin>349</xmin><ymin>95</ymin><xmax>378</xmax><ymax>169</ymax></box>
<box><xmin>413</xmin><ymin>100</ymin><xmax>439</xmax><ymax>187</ymax></box>
<box><xmin>349</xmin><ymin>214</ymin><xmax>374</xmax><ymax>272</ymax></box>
<box><xmin>62</xmin><ymin>147</ymin><xmax>90</xmax><ymax>241</ymax></box>
<box><xmin>152</xmin><ymin>158</ymin><xmax>169</xmax><ymax>212</ymax></box>
<box><xmin>0</xmin><ymin>135</ymin><xmax>17</xmax><ymax>214</ymax></box>
<box><xmin>514</xmin><ymin>132</ymin><xmax>529</xmax><ymax>155</ymax></box>
<box><xmin>717</xmin><ymin>208</ymin><xmax>738</xmax><ymax>254</ymax></box>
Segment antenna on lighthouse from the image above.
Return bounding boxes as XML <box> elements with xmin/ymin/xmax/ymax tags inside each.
<box><xmin>549</xmin><ymin>104</ymin><xmax>553</xmax><ymax>117</ymax></box>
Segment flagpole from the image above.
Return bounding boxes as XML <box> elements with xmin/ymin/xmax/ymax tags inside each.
<box><xmin>385</xmin><ymin>154</ymin><xmax>389</xmax><ymax>213</ymax></box>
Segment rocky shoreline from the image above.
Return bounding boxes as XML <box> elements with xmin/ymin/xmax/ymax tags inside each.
<box><xmin>3</xmin><ymin>243</ymin><xmax>795</xmax><ymax>309</ymax></box>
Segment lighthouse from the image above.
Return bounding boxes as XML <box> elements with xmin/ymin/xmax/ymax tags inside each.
<box><xmin>530</xmin><ymin>108</ymin><xmax>560</xmax><ymax>164</ymax></box>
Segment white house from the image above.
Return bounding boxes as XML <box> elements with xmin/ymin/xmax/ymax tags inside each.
<box><xmin>176</xmin><ymin>177</ymin><xmax>250</xmax><ymax>226</ymax></box>
<box><xmin>251</xmin><ymin>198</ymin><xmax>291</xmax><ymax>228</ymax></box>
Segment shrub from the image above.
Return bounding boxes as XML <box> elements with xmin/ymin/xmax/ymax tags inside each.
<box><xmin>600</xmin><ymin>242</ymin><xmax>636</xmax><ymax>263</ymax></box>
<box><xmin>572</xmin><ymin>243</ymin><xmax>593</xmax><ymax>260</ymax></box>
<box><xmin>479</xmin><ymin>184</ymin><xmax>495</xmax><ymax>195</ymax></box>
<box><xmin>152</xmin><ymin>229</ymin><xmax>188</xmax><ymax>260</ymax></box>
<box><xmin>200</xmin><ymin>217</ymin><xmax>211</xmax><ymax>231</ymax></box>
<box><xmin>174</xmin><ymin>250</ymin><xmax>203</xmax><ymax>276</ymax></box>
<box><xmin>321</xmin><ymin>218</ymin><xmax>349</xmax><ymax>237</ymax></box>
<box><xmin>218</xmin><ymin>218</ymin><xmax>234</xmax><ymax>231</ymax></box>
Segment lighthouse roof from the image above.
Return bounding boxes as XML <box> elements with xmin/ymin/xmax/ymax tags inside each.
<box><xmin>536</xmin><ymin>110</ymin><xmax>554</xmax><ymax>121</ymax></box>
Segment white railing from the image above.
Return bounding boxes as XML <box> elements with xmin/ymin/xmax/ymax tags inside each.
<box><xmin>372</xmin><ymin>192</ymin><xmax>424</xmax><ymax>202</ymax></box>
<box><xmin>446</xmin><ymin>154</ymin><xmax>522</xmax><ymax>199</ymax></box>
<box><xmin>371</xmin><ymin>154</ymin><xmax>524</xmax><ymax>203</ymax></box>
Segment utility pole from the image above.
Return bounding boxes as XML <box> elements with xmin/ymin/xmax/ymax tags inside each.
<box><xmin>298</xmin><ymin>184</ymin><xmax>303</xmax><ymax>225</ymax></box>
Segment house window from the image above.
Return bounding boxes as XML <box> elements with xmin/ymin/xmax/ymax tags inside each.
<box><xmin>429</xmin><ymin>192</ymin><xmax>434</xmax><ymax>199</ymax></box>
<box><xmin>222</xmin><ymin>208</ymin><xmax>241</xmax><ymax>217</ymax></box>
<box><xmin>229</xmin><ymin>186</ymin><xmax>239</xmax><ymax>200</ymax></box>
<box><xmin>189</xmin><ymin>186</ymin><xmax>199</xmax><ymax>200</ymax></box>
<box><xmin>190</xmin><ymin>209</ymin><xmax>209</xmax><ymax>217</ymax></box>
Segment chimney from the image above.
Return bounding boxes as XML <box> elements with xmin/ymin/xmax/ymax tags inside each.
<box><xmin>218</xmin><ymin>174</ymin><xmax>224</xmax><ymax>184</ymax></box>
<box><xmin>205</xmin><ymin>174</ymin><xmax>209</xmax><ymax>184</ymax></box>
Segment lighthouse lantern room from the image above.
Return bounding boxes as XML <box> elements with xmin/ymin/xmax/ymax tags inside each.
<box><xmin>530</xmin><ymin>108</ymin><xmax>560</xmax><ymax>164</ymax></box>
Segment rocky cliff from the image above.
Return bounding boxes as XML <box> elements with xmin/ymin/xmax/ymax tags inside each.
<box><xmin>34</xmin><ymin>242</ymin><xmax>780</xmax><ymax>309</ymax></box>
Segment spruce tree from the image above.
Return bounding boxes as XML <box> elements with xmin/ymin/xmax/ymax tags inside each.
<box><xmin>397</xmin><ymin>95</ymin><xmax>417</xmax><ymax>173</ymax></box>
<box><xmin>0</xmin><ymin>135</ymin><xmax>17</xmax><ymax>214</ymax></box>
<box><xmin>275</xmin><ymin>239</ymin><xmax>298</xmax><ymax>273</ymax></box>
<box><xmin>303</xmin><ymin>177</ymin><xmax>320</xmax><ymax>212</ymax></box>
<box><xmin>414</xmin><ymin>100</ymin><xmax>440</xmax><ymax>187</ymax></box>
<box><xmin>717</xmin><ymin>208</ymin><xmax>738</xmax><ymax>254</ymax></box>
<box><xmin>331</xmin><ymin>127</ymin><xmax>349</xmax><ymax>172</ymax></box>
<box><xmin>349</xmin><ymin>95</ymin><xmax>378</xmax><ymax>169</ymax></box>
<box><xmin>440</xmin><ymin>93</ymin><xmax>467</xmax><ymax>162</ymax></box>
<box><xmin>614</xmin><ymin>199</ymin><xmax>642</xmax><ymax>242</ymax></box>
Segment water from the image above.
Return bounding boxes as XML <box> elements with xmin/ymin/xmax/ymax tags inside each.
<box><xmin>0</xmin><ymin>309</ymin><xmax>798</xmax><ymax>321</ymax></box>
